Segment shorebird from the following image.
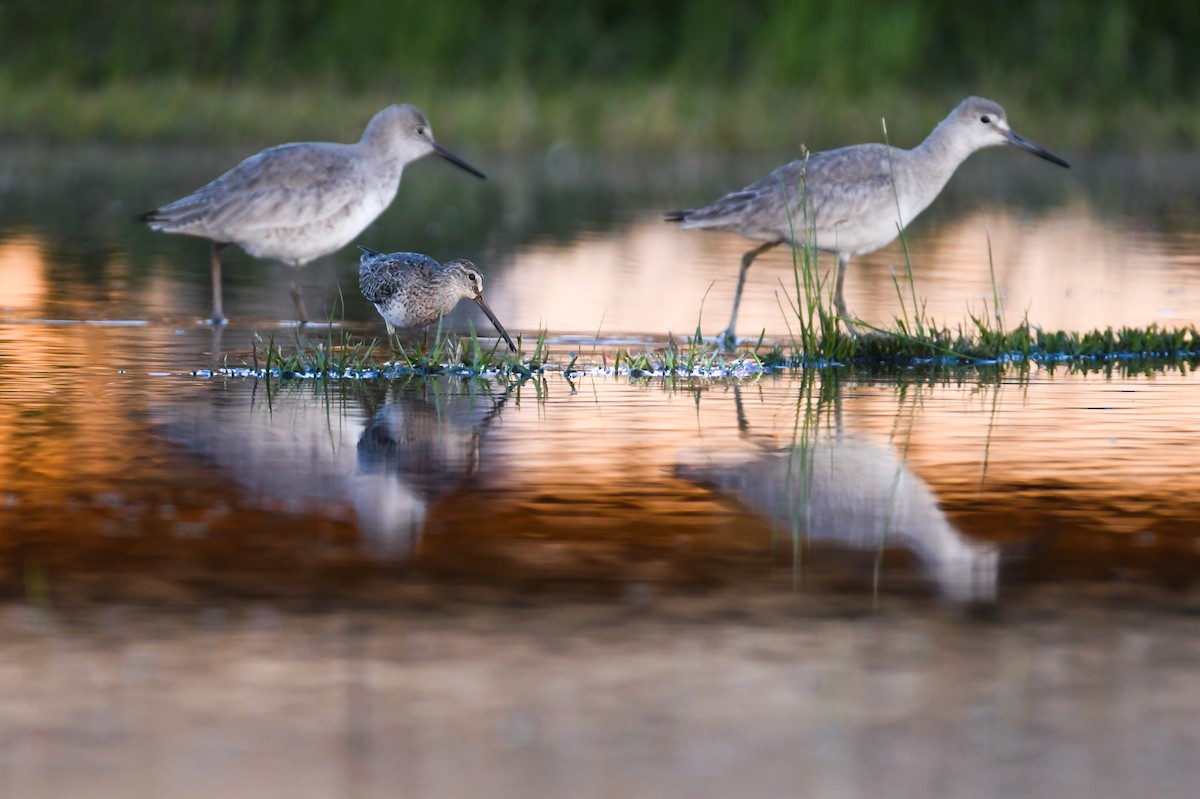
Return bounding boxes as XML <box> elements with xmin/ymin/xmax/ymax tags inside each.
<box><xmin>664</xmin><ymin>96</ymin><xmax>1069</xmax><ymax>348</ymax></box>
<box><xmin>357</xmin><ymin>246</ymin><xmax>517</xmax><ymax>352</ymax></box>
<box><xmin>139</xmin><ymin>104</ymin><xmax>485</xmax><ymax>324</ymax></box>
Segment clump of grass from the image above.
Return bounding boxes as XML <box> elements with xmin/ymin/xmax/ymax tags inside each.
<box><xmin>761</xmin><ymin>156</ymin><xmax>850</xmax><ymax>365</ymax></box>
<box><xmin>390</xmin><ymin>322</ymin><xmax>547</xmax><ymax>377</ymax></box>
<box><xmin>755</xmin><ymin>318</ymin><xmax>1200</xmax><ymax>374</ymax></box>
<box><xmin>223</xmin><ymin>294</ymin><xmax>386</xmax><ymax>379</ymax></box>
<box><xmin>604</xmin><ymin>328</ymin><xmax>775</xmax><ymax>381</ymax></box>
<box><xmin>243</xmin><ymin>324</ymin><xmax>382</xmax><ymax>380</ymax></box>
<box><xmin>207</xmin><ymin>319</ymin><xmax>553</xmax><ymax>381</ymax></box>
<box><xmin>584</xmin><ymin>317</ymin><xmax>1200</xmax><ymax>381</ymax></box>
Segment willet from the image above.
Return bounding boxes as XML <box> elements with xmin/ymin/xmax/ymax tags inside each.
<box><xmin>664</xmin><ymin>96</ymin><xmax>1069</xmax><ymax>347</ymax></box>
<box><xmin>357</xmin><ymin>246</ymin><xmax>517</xmax><ymax>352</ymax></box>
<box><xmin>139</xmin><ymin>104</ymin><xmax>485</xmax><ymax>325</ymax></box>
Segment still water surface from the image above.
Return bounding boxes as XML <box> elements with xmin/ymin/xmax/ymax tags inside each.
<box><xmin>1</xmin><ymin>145</ymin><xmax>1199</xmax><ymax>797</ymax></box>
<box><xmin>3</xmin><ymin>144</ymin><xmax>1200</xmax><ymax>334</ymax></box>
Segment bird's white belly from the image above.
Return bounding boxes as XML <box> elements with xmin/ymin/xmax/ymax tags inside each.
<box><xmin>813</xmin><ymin>214</ymin><xmax>906</xmax><ymax>257</ymax></box>
<box><xmin>238</xmin><ymin>183</ymin><xmax>397</xmax><ymax>266</ymax></box>
<box><xmin>811</xmin><ymin>186</ymin><xmax>930</xmax><ymax>257</ymax></box>
<box><xmin>376</xmin><ymin>298</ymin><xmax>410</xmax><ymax>327</ymax></box>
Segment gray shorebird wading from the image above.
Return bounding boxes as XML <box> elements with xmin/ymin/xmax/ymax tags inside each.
<box><xmin>357</xmin><ymin>247</ymin><xmax>517</xmax><ymax>352</ymax></box>
<box><xmin>139</xmin><ymin>104</ymin><xmax>485</xmax><ymax>325</ymax></box>
<box><xmin>664</xmin><ymin>97</ymin><xmax>1069</xmax><ymax>348</ymax></box>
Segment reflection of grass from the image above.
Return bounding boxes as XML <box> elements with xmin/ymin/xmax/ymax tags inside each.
<box><xmin>779</xmin><ymin>371</ymin><xmax>839</xmax><ymax>586</ymax></box>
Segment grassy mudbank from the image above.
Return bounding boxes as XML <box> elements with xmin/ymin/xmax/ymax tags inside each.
<box><xmin>207</xmin><ymin>321</ymin><xmax>1200</xmax><ymax>382</ymax></box>
<box><xmin>770</xmin><ymin>322</ymin><xmax>1200</xmax><ymax>368</ymax></box>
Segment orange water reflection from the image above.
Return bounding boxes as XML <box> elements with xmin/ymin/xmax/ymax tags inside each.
<box><xmin>0</xmin><ymin>237</ymin><xmax>46</xmax><ymax>312</ymax></box>
<box><xmin>7</xmin><ymin>136</ymin><xmax>1200</xmax><ymax>799</ymax></box>
<box><xmin>503</xmin><ymin>207</ymin><xmax>1200</xmax><ymax>339</ymax></box>
<box><xmin>2</xmin><ymin>323</ymin><xmax>1199</xmax><ymax>606</ymax></box>
<box><xmin>4</xmin><ymin>177</ymin><xmax>1200</xmax><ymax>342</ymax></box>
<box><xmin>3</xmin><ymin>146</ymin><xmax>1200</xmax><ymax>604</ymax></box>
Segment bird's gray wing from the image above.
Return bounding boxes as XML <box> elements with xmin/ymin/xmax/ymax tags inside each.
<box><xmin>677</xmin><ymin>144</ymin><xmax>898</xmax><ymax>237</ymax></box>
<box><xmin>149</xmin><ymin>143</ymin><xmax>371</xmax><ymax>235</ymax></box>
<box><xmin>795</xmin><ymin>144</ymin><xmax>899</xmax><ymax>231</ymax></box>
<box><xmin>359</xmin><ymin>252</ymin><xmax>440</xmax><ymax>304</ymax></box>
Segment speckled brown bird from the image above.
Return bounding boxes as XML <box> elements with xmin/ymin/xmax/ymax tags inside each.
<box><xmin>357</xmin><ymin>247</ymin><xmax>516</xmax><ymax>352</ymax></box>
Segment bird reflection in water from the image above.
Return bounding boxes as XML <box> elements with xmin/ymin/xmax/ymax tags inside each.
<box><xmin>677</xmin><ymin>385</ymin><xmax>1000</xmax><ymax>604</ymax></box>
<box><xmin>353</xmin><ymin>381</ymin><xmax>509</xmax><ymax>555</ymax></box>
<box><xmin>152</xmin><ymin>378</ymin><xmax>510</xmax><ymax>557</ymax></box>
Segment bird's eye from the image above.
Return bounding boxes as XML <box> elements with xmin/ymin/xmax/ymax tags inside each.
<box><xmin>980</xmin><ymin>115</ymin><xmax>991</xmax><ymax>124</ymax></box>
<box><xmin>416</xmin><ymin>126</ymin><xmax>426</xmax><ymax>136</ymax></box>
<box><xmin>468</xmin><ymin>272</ymin><xmax>478</xmax><ymax>282</ymax></box>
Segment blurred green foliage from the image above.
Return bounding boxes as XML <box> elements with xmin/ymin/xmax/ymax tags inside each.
<box><xmin>1</xmin><ymin>1</ymin><xmax>1197</xmax><ymax>148</ymax></box>
<box><xmin>2</xmin><ymin>0</ymin><xmax>1196</xmax><ymax>101</ymax></box>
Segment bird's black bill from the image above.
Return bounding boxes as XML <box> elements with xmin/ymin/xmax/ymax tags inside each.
<box><xmin>1005</xmin><ymin>130</ymin><xmax>1070</xmax><ymax>168</ymax></box>
<box><xmin>433</xmin><ymin>143</ymin><xmax>486</xmax><ymax>179</ymax></box>
<box><xmin>473</xmin><ymin>295</ymin><xmax>517</xmax><ymax>353</ymax></box>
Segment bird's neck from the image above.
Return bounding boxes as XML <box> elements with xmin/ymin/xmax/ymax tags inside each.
<box><xmin>358</xmin><ymin>116</ymin><xmax>389</xmax><ymax>153</ymax></box>
<box><xmin>898</xmin><ymin>120</ymin><xmax>976</xmax><ymax>215</ymax></box>
<box><xmin>431</xmin><ymin>270</ymin><xmax>460</xmax><ymax>314</ymax></box>
<box><xmin>353</xmin><ymin>134</ymin><xmax>406</xmax><ymax>189</ymax></box>
<box><xmin>912</xmin><ymin>117</ymin><xmax>976</xmax><ymax>181</ymax></box>
<box><xmin>358</xmin><ymin>122</ymin><xmax>417</xmax><ymax>169</ymax></box>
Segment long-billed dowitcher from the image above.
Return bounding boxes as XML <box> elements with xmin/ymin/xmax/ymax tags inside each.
<box><xmin>139</xmin><ymin>104</ymin><xmax>485</xmax><ymax>325</ymax></box>
<box><xmin>664</xmin><ymin>97</ymin><xmax>1069</xmax><ymax>348</ymax></box>
<box><xmin>357</xmin><ymin>246</ymin><xmax>516</xmax><ymax>352</ymax></box>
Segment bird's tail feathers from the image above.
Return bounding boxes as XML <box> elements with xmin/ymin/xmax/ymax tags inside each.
<box><xmin>134</xmin><ymin>199</ymin><xmax>212</xmax><ymax>231</ymax></box>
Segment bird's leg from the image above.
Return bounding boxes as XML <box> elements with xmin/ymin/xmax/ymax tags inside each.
<box><xmin>833</xmin><ymin>253</ymin><xmax>863</xmax><ymax>336</ymax></box>
<box><xmin>289</xmin><ymin>274</ymin><xmax>310</xmax><ymax>325</ymax></box>
<box><xmin>209</xmin><ymin>242</ymin><xmax>228</xmax><ymax>325</ymax></box>
<box><xmin>718</xmin><ymin>240</ymin><xmax>781</xmax><ymax>351</ymax></box>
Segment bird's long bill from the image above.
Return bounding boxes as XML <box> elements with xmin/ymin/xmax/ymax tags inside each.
<box><xmin>432</xmin><ymin>142</ymin><xmax>487</xmax><ymax>179</ymax></box>
<box><xmin>473</xmin><ymin>294</ymin><xmax>517</xmax><ymax>352</ymax></box>
<box><xmin>1005</xmin><ymin>130</ymin><xmax>1070</xmax><ymax>168</ymax></box>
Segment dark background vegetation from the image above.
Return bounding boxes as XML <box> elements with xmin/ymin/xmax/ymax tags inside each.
<box><xmin>1</xmin><ymin>1</ymin><xmax>1197</xmax><ymax>147</ymax></box>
